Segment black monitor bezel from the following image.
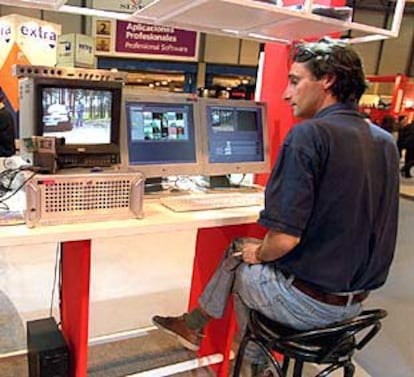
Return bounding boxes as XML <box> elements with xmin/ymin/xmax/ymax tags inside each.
<box><xmin>35</xmin><ymin>77</ymin><xmax>123</xmax><ymax>156</ymax></box>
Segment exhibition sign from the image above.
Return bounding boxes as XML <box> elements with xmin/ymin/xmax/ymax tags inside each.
<box><xmin>93</xmin><ymin>18</ymin><xmax>199</xmax><ymax>61</ymax></box>
<box><xmin>115</xmin><ymin>21</ymin><xmax>197</xmax><ymax>58</ymax></box>
<box><xmin>0</xmin><ymin>14</ymin><xmax>61</xmax><ymax>111</ymax></box>
<box><xmin>91</xmin><ymin>1</ymin><xmax>198</xmax><ymax>61</ymax></box>
<box><xmin>57</xmin><ymin>33</ymin><xmax>96</xmax><ymax>68</ymax></box>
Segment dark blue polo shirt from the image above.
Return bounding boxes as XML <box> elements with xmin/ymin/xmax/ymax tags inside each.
<box><xmin>258</xmin><ymin>103</ymin><xmax>399</xmax><ymax>293</ymax></box>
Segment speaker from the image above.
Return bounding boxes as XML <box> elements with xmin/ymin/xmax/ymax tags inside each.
<box><xmin>27</xmin><ymin>317</ymin><xmax>69</xmax><ymax>377</ymax></box>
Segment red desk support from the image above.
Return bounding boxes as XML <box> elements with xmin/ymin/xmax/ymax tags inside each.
<box><xmin>189</xmin><ymin>224</ymin><xmax>267</xmax><ymax>377</ymax></box>
<box><xmin>60</xmin><ymin>240</ymin><xmax>91</xmax><ymax>377</ymax></box>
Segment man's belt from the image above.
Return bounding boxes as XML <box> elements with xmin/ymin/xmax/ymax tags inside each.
<box><xmin>281</xmin><ymin>270</ymin><xmax>369</xmax><ymax>306</ymax></box>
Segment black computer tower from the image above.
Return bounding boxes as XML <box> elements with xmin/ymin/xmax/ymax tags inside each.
<box><xmin>27</xmin><ymin>317</ymin><xmax>69</xmax><ymax>377</ymax></box>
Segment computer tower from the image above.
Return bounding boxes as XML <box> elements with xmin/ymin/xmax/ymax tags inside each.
<box><xmin>24</xmin><ymin>172</ymin><xmax>145</xmax><ymax>227</ymax></box>
<box><xmin>27</xmin><ymin>317</ymin><xmax>69</xmax><ymax>377</ymax></box>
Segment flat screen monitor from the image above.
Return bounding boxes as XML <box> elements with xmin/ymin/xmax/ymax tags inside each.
<box><xmin>29</xmin><ymin>77</ymin><xmax>123</xmax><ymax>167</ymax></box>
<box><xmin>199</xmin><ymin>98</ymin><xmax>270</xmax><ymax>177</ymax></box>
<box><xmin>120</xmin><ymin>88</ymin><xmax>202</xmax><ymax>178</ymax></box>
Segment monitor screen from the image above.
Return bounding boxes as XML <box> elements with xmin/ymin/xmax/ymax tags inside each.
<box><xmin>121</xmin><ymin>89</ymin><xmax>202</xmax><ymax>178</ymax></box>
<box><xmin>40</xmin><ymin>87</ymin><xmax>113</xmax><ymax>145</ymax></box>
<box><xmin>199</xmin><ymin>98</ymin><xmax>270</xmax><ymax>176</ymax></box>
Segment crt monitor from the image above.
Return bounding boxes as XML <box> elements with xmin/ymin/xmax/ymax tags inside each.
<box><xmin>20</xmin><ymin>77</ymin><xmax>123</xmax><ymax>168</ymax></box>
<box><xmin>199</xmin><ymin>98</ymin><xmax>270</xmax><ymax>179</ymax></box>
<box><xmin>120</xmin><ymin>88</ymin><xmax>202</xmax><ymax>178</ymax></box>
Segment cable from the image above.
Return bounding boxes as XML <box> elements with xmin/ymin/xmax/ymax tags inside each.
<box><xmin>58</xmin><ymin>245</ymin><xmax>63</xmax><ymax>328</ymax></box>
<box><xmin>0</xmin><ymin>168</ymin><xmax>24</xmax><ymax>199</ymax></box>
<box><xmin>50</xmin><ymin>243</ymin><xmax>61</xmax><ymax>318</ymax></box>
<box><xmin>1</xmin><ymin>169</ymin><xmax>20</xmax><ymax>192</ymax></box>
<box><xmin>0</xmin><ymin>170</ymin><xmax>37</xmax><ymax>204</ymax></box>
<box><xmin>232</xmin><ymin>173</ymin><xmax>247</xmax><ymax>186</ymax></box>
<box><xmin>0</xmin><ymin>202</ymin><xmax>9</xmax><ymax>211</ymax></box>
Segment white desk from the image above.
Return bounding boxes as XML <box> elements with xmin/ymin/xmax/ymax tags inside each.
<box><xmin>0</xmin><ymin>201</ymin><xmax>265</xmax><ymax>377</ymax></box>
<box><xmin>0</xmin><ymin>201</ymin><xmax>260</xmax><ymax>247</ymax></box>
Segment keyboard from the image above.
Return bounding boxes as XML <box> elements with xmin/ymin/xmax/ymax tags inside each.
<box><xmin>160</xmin><ymin>192</ymin><xmax>264</xmax><ymax>212</ymax></box>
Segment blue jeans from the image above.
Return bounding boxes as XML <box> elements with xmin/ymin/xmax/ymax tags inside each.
<box><xmin>198</xmin><ymin>238</ymin><xmax>362</xmax><ymax>362</ymax></box>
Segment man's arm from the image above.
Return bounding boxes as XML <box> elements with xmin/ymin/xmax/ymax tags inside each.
<box><xmin>242</xmin><ymin>230</ymin><xmax>300</xmax><ymax>264</ymax></box>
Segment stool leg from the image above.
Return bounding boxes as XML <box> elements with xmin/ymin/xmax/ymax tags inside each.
<box><xmin>315</xmin><ymin>361</ymin><xmax>354</xmax><ymax>377</ymax></box>
<box><xmin>251</xmin><ymin>340</ymin><xmax>284</xmax><ymax>377</ymax></box>
<box><xmin>232</xmin><ymin>334</ymin><xmax>251</xmax><ymax>377</ymax></box>
<box><xmin>343</xmin><ymin>362</ymin><xmax>355</xmax><ymax>377</ymax></box>
<box><xmin>281</xmin><ymin>356</ymin><xmax>290</xmax><ymax>376</ymax></box>
<box><xmin>293</xmin><ymin>360</ymin><xmax>304</xmax><ymax>377</ymax></box>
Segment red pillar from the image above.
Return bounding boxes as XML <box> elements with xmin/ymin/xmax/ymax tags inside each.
<box><xmin>61</xmin><ymin>240</ymin><xmax>91</xmax><ymax>377</ymax></box>
<box><xmin>255</xmin><ymin>0</ymin><xmax>346</xmax><ymax>187</ymax></box>
<box><xmin>255</xmin><ymin>42</ymin><xmax>294</xmax><ymax>186</ymax></box>
<box><xmin>391</xmin><ymin>74</ymin><xmax>408</xmax><ymax>115</ymax></box>
<box><xmin>189</xmin><ymin>224</ymin><xmax>267</xmax><ymax>376</ymax></box>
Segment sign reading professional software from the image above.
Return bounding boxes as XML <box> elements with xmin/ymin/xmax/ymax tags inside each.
<box><xmin>92</xmin><ymin>0</ymin><xmax>198</xmax><ymax>60</ymax></box>
<box><xmin>115</xmin><ymin>21</ymin><xmax>197</xmax><ymax>58</ymax></box>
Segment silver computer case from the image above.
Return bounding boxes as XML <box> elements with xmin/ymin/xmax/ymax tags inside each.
<box><xmin>25</xmin><ymin>172</ymin><xmax>145</xmax><ymax>227</ymax></box>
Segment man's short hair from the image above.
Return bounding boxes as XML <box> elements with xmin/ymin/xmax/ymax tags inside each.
<box><xmin>291</xmin><ymin>37</ymin><xmax>367</xmax><ymax>104</ymax></box>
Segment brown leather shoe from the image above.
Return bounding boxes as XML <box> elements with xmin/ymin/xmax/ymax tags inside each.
<box><xmin>152</xmin><ymin>314</ymin><xmax>203</xmax><ymax>351</ymax></box>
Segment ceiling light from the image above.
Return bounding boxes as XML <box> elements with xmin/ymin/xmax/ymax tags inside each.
<box><xmin>59</xmin><ymin>5</ymin><xmax>132</xmax><ymax>20</ymax></box>
<box><xmin>0</xmin><ymin>0</ymin><xmax>67</xmax><ymax>10</ymax></box>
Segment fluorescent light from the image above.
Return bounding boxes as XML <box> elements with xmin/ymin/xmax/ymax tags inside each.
<box><xmin>221</xmin><ymin>29</ymin><xmax>240</xmax><ymax>35</ymax></box>
<box><xmin>343</xmin><ymin>34</ymin><xmax>389</xmax><ymax>44</ymax></box>
<box><xmin>247</xmin><ymin>32</ymin><xmax>289</xmax><ymax>43</ymax></box>
<box><xmin>0</xmin><ymin>0</ymin><xmax>67</xmax><ymax>10</ymax></box>
<box><xmin>59</xmin><ymin>5</ymin><xmax>133</xmax><ymax>20</ymax></box>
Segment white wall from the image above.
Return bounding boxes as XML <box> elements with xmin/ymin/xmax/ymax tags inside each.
<box><xmin>0</xmin><ymin>229</ymin><xmax>197</xmax><ymax>352</ymax></box>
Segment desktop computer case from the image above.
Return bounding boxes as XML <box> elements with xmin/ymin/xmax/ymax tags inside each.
<box><xmin>25</xmin><ymin>172</ymin><xmax>145</xmax><ymax>227</ymax></box>
<box><xmin>27</xmin><ymin>317</ymin><xmax>69</xmax><ymax>377</ymax></box>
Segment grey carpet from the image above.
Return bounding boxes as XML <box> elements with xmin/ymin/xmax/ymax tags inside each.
<box><xmin>0</xmin><ymin>290</ymin><xmax>25</xmax><ymax>353</ymax></box>
<box><xmin>0</xmin><ymin>328</ymin><xmax>216</xmax><ymax>377</ymax></box>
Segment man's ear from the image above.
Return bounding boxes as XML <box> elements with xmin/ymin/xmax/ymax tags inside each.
<box><xmin>322</xmin><ymin>74</ymin><xmax>336</xmax><ymax>91</ymax></box>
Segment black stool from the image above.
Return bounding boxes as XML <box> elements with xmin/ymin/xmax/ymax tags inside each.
<box><xmin>232</xmin><ymin>309</ymin><xmax>387</xmax><ymax>377</ymax></box>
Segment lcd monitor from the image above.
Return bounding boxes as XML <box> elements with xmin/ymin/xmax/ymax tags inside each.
<box><xmin>120</xmin><ymin>88</ymin><xmax>202</xmax><ymax>179</ymax></box>
<box><xmin>198</xmin><ymin>98</ymin><xmax>270</xmax><ymax>179</ymax></box>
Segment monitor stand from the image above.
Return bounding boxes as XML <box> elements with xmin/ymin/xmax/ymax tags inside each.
<box><xmin>206</xmin><ymin>175</ymin><xmax>262</xmax><ymax>193</ymax></box>
<box><xmin>208</xmin><ymin>175</ymin><xmax>232</xmax><ymax>189</ymax></box>
<box><xmin>144</xmin><ymin>177</ymin><xmax>164</xmax><ymax>193</ymax></box>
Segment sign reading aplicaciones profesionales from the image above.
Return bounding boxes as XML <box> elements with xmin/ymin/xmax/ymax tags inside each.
<box><xmin>92</xmin><ymin>0</ymin><xmax>198</xmax><ymax>61</ymax></box>
<box><xmin>115</xmin><ymin>22</ymin><xmax>197</xmax><ymax>58</ymax></box>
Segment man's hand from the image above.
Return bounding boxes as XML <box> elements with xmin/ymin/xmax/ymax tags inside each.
<box><xmin>241</xmin><ymin>240</ymin><xmax>263</xmax><ymax>264</ymax></box>
<box><xmin>235</xmin><ymin>231</ymin><xmax>300</xmax><ymax>265</ymax></box>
